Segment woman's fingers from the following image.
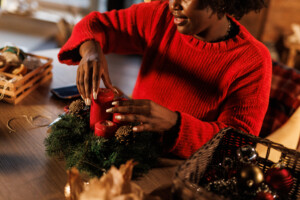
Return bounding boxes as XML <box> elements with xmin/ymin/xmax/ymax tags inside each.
<box><xmin>78</xmin><ymin>60</ymin><xmax>96</xmax><ymax>105</ymax></box>
<box><xmin>83</xmin><ymin>61</ymin><xmax>91</xmax><ymax>101</ymax></box>
<box><xmin>92</xmin><ymin>61</ymin><xmax>100</xmax><ymax>100</ymax></box>
<box><xmin>76</xmin><ymin>65</ymin><xmax>83</xmax><ymax>98</ymax></box>
<box><xmin>107</xmin><ymin>99</ymin><xmax>178</xmax><ymax>133</ymax></box>
<box><xmin>107</xmin><ymin>105</ymin><xmax>150</xmax><ymax>115</ymax></box>
<box><xmin>115</xmin><ymin>114</ymin><xmax>148</xmax><ymax>123</ymax></box>
<box><xmin>78</xmin><ymin>40</ymin><xmax>114</xmax><ymax>105</ymax></box>
<box><xmin>132</xmin><ymin>123</ymin><xmax>153</xmax><ymax>132</ymax></box>
<box><xmin>112</xmin><ymin>99</ymin><xmax>150</xmax><ymax>107</ymax></box>
<box><xmin>102</xmin><ymin>72</ymin><xmax>114</xmax><ymax>91</ymax></box>
<box><xmin>77</xmin><ymin>64</ymin><xmax>85</xmax><ymax>99</ymax></box>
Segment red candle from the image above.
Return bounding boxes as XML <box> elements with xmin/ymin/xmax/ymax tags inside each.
<box><xmin>90</xmin><ymin>88</ymin><xmax>115</xmax><ymax>129</ymax></box>
<box><xmin>113</xmin><ymin>113</ymin><xmax>123</xmax><ymax>124</ymax></box>
<box><xmin>94</xmin><ymin>120</ymin><xmax>117</xmax><ymax>138</ymax></box>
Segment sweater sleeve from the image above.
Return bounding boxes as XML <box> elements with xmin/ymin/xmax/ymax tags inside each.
<box><xmin>170</xmin><ymin>54</ymin><xmax>272</xmax><ymax>159</ymax></box>
<box><xmin>58</xmin><ymin>2</ymin><xmax>161</xmax><ymax>65</ymax></box>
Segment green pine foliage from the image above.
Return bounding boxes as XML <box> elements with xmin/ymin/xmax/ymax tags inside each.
<box><xmin>44</xmin><ymin>113</ymin><xmax>162</xmax><ymax>178</ymax></box>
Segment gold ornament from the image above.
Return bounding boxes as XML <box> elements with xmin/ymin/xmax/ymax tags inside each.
<box><xmin>239</xmin><ymin>165</ymin><xmax>264</xmax><ymax>188</ymax></box>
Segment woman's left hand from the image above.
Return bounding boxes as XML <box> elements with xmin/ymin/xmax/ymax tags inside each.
<box><xmin>106</xmin><ymin>99</ymin><xmax>178</xmax><ymax>133</ymax></box>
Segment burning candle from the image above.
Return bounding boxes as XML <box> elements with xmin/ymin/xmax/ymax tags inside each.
<box><xmin>90</xmin><ymin>88</ymin><xmax>115</xmax><ymax>129</ymax></box>
<box><xmin>94</xmin><ymin>120</ymin><xmax>117</xmax><ymax>138</ymax></box>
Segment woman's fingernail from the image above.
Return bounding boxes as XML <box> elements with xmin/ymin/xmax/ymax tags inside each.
<box><xmin>85</xmin><ymin>98</ymin><xmax>91</xmax><ymax>106</ymax></box>
<box><xmin>113</xmin><ymin>88</ymin><xmax>119</xmax><ymax>94</ymax></box>
<box><xmin>132</xmin><ymin>127</ymin><xmax>138</xmax><ymax>132</ymax></box>
<box><xmin>93</xmin><ymin>91</ymin><xmax>97</xmax><ymax>100</ymax></box>
<box><xmin>106</xmin><ymin>108</ymin><xmax>113</xmax><ymax>113</ymax></box>
<box><xmin>112</xmin><ymin>101</ymin><xmax>118</xmax><ymax>106</ymax></box>
<box><xmin>81</xmin><ymin>95</ymin><xmax>84</xmax><ymax>100</ymax></box>
<box><xmin>115</xmin><ymin>115</ymin><xmax>122</xmax><ymax>120</ymax></box>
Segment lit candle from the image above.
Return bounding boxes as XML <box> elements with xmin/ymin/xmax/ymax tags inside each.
<box><xmin>90</xmin><ymin>88</ymin><xmax>115</xmax><ymax>129</ymax></box>
<box><xmin>94</xmin><ymin>120</ymin><xmax>117</xmax><ymax>138</ymax></box>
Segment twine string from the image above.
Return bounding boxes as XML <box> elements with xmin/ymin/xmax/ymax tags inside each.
<box><xmin>7</xmin><ymin>114</ymin><xmax>52</xmax><ymax>133</ymax></box>
<box><xmin>0</xmin><ymin>75</ymin><xmax>18</xmax><ymax>101</ymax></box>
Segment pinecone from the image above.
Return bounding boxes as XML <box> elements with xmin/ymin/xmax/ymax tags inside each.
<box><xmin>115</xmin><ymin>125</ymin><xmax>135</xmax><ymax>145</ymax></box>
<box><xmin>69</xmin><ymin>99</ymin><xmax>85</xmax><ymax>117</ymax></box>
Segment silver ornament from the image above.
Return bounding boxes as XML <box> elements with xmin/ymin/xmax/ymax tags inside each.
<box><xmin>237</xmin><ymin>145</ymin><xmax>258</xmax><ymax>164</ymax></box>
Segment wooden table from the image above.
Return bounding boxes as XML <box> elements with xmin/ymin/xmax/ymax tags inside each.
<box><xmin>0</xmin><ymin>49</ymin><xmax>183</xmax><ymax>200</ymax></box>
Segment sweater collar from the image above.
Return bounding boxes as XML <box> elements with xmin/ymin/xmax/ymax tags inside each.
<box><xmin>179</xmin><ymin>16</ymin><xmax>251</xmax><ymax>52</ymax></box>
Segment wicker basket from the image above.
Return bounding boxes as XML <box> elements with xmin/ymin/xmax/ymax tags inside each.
<box><xmin>172</xmin><ymin>128</ymin><xmax>300</xmax><ymax>200</ymax></box>
<box><xmin>0</xmin><ymin>53</ymin><xmax>53</xmax><ymax>104</ymax></box>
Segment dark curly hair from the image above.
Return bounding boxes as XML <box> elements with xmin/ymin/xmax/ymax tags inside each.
<box><xmin>200</xmin><ymin>0</ymin><xmax>267</xmax><ymax>19</ymax></box>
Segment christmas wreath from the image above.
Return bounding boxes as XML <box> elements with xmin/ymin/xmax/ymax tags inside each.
<box><xmin>45</xmin><ymin>90</ymin><xmax>162</xmax><ymax>178</ymax></box>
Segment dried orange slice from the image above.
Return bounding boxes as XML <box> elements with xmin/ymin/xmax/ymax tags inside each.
<box><xmin>12</xmin><ymin>64</ymin><xmax>27</xmax><ymax>76</ymax></box>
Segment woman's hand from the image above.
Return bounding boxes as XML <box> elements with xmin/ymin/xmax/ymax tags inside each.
<box><xmin>77</xmin><ymin>40</ymin><xmax>115</xmax><ymax>105</ymax></box>
<box><xmin>106</xmin><ymin>99</ymin><xmax>178</xmax><ymax>133</ymax></box>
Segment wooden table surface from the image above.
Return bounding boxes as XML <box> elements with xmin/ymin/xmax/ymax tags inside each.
<box><xmin>0</xmin><ymin>49</ymin><xmax>183</xmax><ymax>200</ymax></box>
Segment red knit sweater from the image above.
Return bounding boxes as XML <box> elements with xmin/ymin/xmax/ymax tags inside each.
<box><xmin>58</xmin><ymin>1</ymin><xmax>272</xmax><ymax>159</ymax></box>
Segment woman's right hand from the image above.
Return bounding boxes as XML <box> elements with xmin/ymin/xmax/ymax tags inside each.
<box><xmin>77</xmin><ymin>40</ymin><xmax>114</xmax><ymax>105</ymax></box>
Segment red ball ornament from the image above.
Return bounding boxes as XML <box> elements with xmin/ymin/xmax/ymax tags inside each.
<box><xmin>94</xmin><ymin>120</ymin><xmax>117</xmax><ymax>138</ymax></box>
<box><xmin>255</xmin><ymin>191</ymin><xmax>274</xmax><ymax>200</ymax></box>
<box><xmin>204</xmin><ymin>168</ymin><xmax>219</xmax><ymax>183</ymax></box>
<box><xmin>265</xmin><ymin>167</ymin><xmax>294</xmax><ymax>193</ymax></box>
<box><xmin>64</xmin><ymin>105</ymin><xmax>69</xmax><ymax>113</ymax></box>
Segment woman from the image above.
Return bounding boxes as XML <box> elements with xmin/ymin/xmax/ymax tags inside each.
<box><xmin>58</xmin><ymin>0</ymin><xmax>271</xmax><ymax>158</ymax></box>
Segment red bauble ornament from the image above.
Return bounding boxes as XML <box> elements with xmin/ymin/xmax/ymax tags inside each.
<box><xmin>90</xmin><ymin>88</ymin><xmax>115</xmax><ymax>130</ymax></box>
<box><xmin>94</xmin><ymin>120</ymin><xmax>117</xmax><ymax>138</ymax></box>
<box><xmin>64</xmin><ymin>106</ymin><xmax>69</xmax><ymax>113</ymax></box>
<box><xmin>228</xmin><ymin>168</ymin><xmax>238</xmax><ymax>179</ymax></box>
<box><xmin>204</xmin><ymin>168</ymin><xmax>219</xmax><ymax>183</ymax></box>
<box><xmin>255</xmin><ymin>191</ymin><xmax>274</xmax><ymax>200</ymax></box>
<box><xmin>265</xmin><ymin>167</ymin><xmax>294</xmax><ymax>193</ymax></box>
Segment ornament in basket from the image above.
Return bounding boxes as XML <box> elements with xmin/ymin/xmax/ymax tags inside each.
<box><xmin>172</xmin><ymin>128</ymin><xmax>300</xmax><ymax>200</ymax></box>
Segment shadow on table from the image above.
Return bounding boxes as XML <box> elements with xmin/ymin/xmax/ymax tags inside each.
<box><xmin>0</xmin><ymin>153</ymin><xmax>41</xmax><ymax>174</ymax></box>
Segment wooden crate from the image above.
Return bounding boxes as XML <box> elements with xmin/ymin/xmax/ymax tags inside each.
<box><xmin>0</xmin><ymin>53</ymin><xmax>53</xmax><ymax>104</ymax></box>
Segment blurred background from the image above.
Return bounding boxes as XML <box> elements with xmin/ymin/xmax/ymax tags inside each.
<box><xmin>0</xmin><ymin>0</ymin><xmax>143</xmax><ymax>51</ymax></box>
<box><xmin>0</xmin><ymin>0</ymin><xmax>300</xmax><ymax>69</ymax></box>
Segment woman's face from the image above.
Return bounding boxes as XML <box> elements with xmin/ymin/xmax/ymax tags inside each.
<box><xmin>169</xmin><ymin>0</ymin><xmax>219</xmax><ymax>36</ymax></box>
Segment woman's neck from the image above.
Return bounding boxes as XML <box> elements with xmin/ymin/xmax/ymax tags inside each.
<box><xmin>193</xmin><ymin>16</ymin><xmax>231</xmax><ymax>42</ymax></box>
